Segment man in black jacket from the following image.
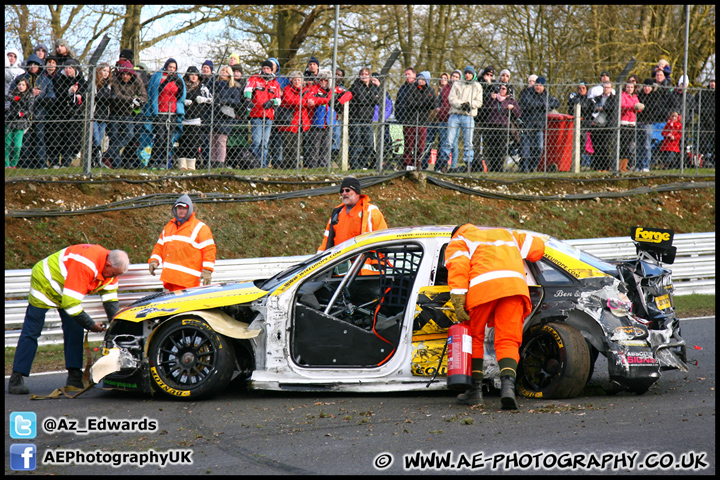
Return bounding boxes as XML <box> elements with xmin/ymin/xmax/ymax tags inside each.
<box><xmin>518</xmin><ymin>76</ymin><xmax>559</xmax><ymax>172</ymax></box>
<box><xmin>472</xmin><ymin>65</ymin><xmax>496</xmax><ymax>171</ymax></box>
<box><xmin>588</xmin><ymin>82</ymin><xmax>617</xmax><ymax>171</ymax></box>
<box><xmin>695</xmin><ymin>79</ymin><xmax>715</xmax><ymax>165</ymax></box>
<box><xmin>348</xmin><ymin>67</ymin><xmax>381</xmax><ymax>169</ymax></box>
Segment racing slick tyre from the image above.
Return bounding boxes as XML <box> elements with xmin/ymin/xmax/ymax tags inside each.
<box><xmin>517</xmin><ymin>322</ymin><xmax>591</xmax><ymax>399</ymax></box>
<box><xmin>148</xmin><ymin>316</ymin><xmax>235</xmax><ymax>399</ymax></box>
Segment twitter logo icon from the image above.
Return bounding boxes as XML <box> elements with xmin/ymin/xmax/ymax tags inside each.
<box><xmin>10</xmin><ymin>412</ymin><xmax>37</xmax><ymax>439</ymax></box>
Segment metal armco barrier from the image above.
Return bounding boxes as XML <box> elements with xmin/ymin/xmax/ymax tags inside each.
<box><xmin>4</xmin><ymin>233</ymin><xmax>714</xmax><ymax>347</ymax></box>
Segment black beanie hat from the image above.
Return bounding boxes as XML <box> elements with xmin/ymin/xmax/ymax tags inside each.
<box><xmin>339</xmin><ymin>177</ymin><xmax>361</xmax><ymax>194</ymax></box>
<box><xmin>643</xmin><ymin>78</ymin><xmax>654</xmax><ymax>86</ymax></box>
<box><xmin>261</xmin><ymin>59</ymin><xmax>274</xmax><ymax>69</ymax></box>
<box><xmin>120</xmin><ymin>48</ymin><xmax>134</xmax><ymax>61</ymax></box>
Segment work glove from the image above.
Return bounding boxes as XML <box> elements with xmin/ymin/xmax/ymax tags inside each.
<box><xmin>131</xmin><ymin>98</ymin><xmax>141</xmax><ymax>109</ymax></box>
<box><xmin>634</xmin><ymin>102</ymin><xmax>645</xmax><ymax>111</ymax></box>
<box><xmin>196</xmin><ymin>96</ymin><xmax>210</xmax><ymax>104</ymax></box>
<box><xmin>201</xmin><ymin>269</ymin><xmax>212</xmax><ymax>286</ymax></box>
<box><xmin>450</xmin><ymin>293</ymin><xmax>470</xmax><ymax>323</ymax></box>
<box><xmin>184</xmin><ymin>99</ymin><xmax>193</xmax><ymax>107</ymax></box>
<box><xmin>148</xmin><ymin>260</ymin><xmax>159</xmax><ymax>276</ymax></box>
<box><xmin>460</xmin><ymin>102</ymin><xmax>471</xmax><ymax>113</ymax></box>
<box><xmin>263</xmin><ymin>99</ymin><xmax>276</xmax><ymax>109</ymax></box>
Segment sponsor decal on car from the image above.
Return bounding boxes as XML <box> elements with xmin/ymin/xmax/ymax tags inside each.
<box><xmin>618</xmin><ymin>351</ymin><xmax>658</xmax><ymax>365</ymax></box>
<box><xmin>613</xmin><ymin>326</ymin><xmax>646</xmax><ymax>339</ymax></box>
<box><xmin>543</xmin><ymin>247</ymin><xmax>609</xmax><ymax>279</ymax></box>
<box><xmin>150</xmin><ymin>367</ymin><xmax>190</xmax><ymax>397</ymax></box>
<box><xmin>631</xmin><ymin>227</ymin><xmax>673</xmax><ymax>246</ymax></box>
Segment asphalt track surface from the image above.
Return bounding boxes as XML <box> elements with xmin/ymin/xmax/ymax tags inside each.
<box><xmin>5</xmin><ymin>317</ymin><xmax>715</xmax><ymax>475</ymax></box>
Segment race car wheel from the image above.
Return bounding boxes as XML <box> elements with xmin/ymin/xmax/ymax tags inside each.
<box><xmin>517</xmin><ymin>322</ymin><xmax>591</xmax><ymax>399</ymax></box>
<box><xmin>148</xmin><ymin>316</ymin><xmax>235</xmax><ymax>399</ymax></box>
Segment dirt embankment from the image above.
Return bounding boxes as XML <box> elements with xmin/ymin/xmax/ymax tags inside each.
<box><xmin>4</xmin><ymin>173</ymin><xmax>715</xmax><ymax>269</ymax></box>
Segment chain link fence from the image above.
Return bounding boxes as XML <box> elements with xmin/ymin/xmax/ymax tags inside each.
<box><xmin>5</xmin><ymin>64</ymin><xmax>715</xmax><ymax>178</ymax></box>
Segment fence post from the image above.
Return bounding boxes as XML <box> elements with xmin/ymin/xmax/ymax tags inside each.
<box><xmin>377</xmin><ymin>80</ymin><xmax>387</xmax><ymax>173</ymax></box>
<box><xmin>573</xmin><ymin>102</ymin><xmax>581</xmax><ymax>173</ymax></box>
<box><xmin>83</xmin><ymin>64</ymin><xmax>96</xmax><ymax>175</ymax></box>
<box><xmin>341</xmin><ymin>102</ymin><xmax>349</xmax><ymax>170</ymax></box>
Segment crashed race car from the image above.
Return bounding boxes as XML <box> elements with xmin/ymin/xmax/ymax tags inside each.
<box><xmin>91</xmin><ymin>225</ymin><xmax>687</xmax><ymax>400</ymax></box>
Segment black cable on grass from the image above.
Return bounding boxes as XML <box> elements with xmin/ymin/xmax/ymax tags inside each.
<box><xmin>5</xmin><ymin>171</ymin><xmax>714</xmax><ymax>218</ymax></box>
<box><xmin>6</xmin><ymin>171</ymin><xmax>407</xmax><ymax>218</ymax></box>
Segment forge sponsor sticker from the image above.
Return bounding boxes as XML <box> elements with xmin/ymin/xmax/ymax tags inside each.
<box><xmin>631</xmin><ymin>227</ymin><xmax>674</xmax><ymax>247</ymax></box>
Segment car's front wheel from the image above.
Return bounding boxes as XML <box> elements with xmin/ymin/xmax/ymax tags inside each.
<box><xmin>517</xmin><ymin>322</ymin><xmax>590</xmax><ymax>399</ymax></box>
<box><xmin>148</xmin><ymin>316</ymin><xmax>235</xmax><ymax>399</ymax></box>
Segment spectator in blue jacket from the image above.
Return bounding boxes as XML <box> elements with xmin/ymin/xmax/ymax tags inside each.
<box><xmin>517</xmin><ymin>76</ymin><xmax>559</xmax><ymax>172</ymax></box>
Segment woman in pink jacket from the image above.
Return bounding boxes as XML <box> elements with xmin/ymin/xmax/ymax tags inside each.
<box><xmin>619</xmin><ymin>82</ymin><xmax>643</xmax><ymax>170</ymax></box>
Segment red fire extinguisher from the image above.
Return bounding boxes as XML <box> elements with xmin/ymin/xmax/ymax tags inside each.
<box><xmin>446</xmin><ymin>322</ymin><xmax>472</xmax><ymax>390</ymax></box>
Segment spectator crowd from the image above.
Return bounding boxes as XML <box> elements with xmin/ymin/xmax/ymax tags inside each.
<box><xmin>5</xmin><ymin>41</ymin><xmax>716</xmax><ymax>172</ymax></box>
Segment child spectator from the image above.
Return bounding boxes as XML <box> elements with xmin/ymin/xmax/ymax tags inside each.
<box><xmin>5</xmin><ymin>78</ymin><xmax>34</xmax><ymax>168</ymax></box>
<box><xmin>659</xmin><ymin>111</ymin><xmax>682</xmax><ymax>169</ymax></box>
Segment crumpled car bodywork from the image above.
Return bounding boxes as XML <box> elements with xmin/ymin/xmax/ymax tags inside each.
<box><xmin>93</xmin><ymin>226</ymin><xmax>687</xmax><ymax>399</ymax></box>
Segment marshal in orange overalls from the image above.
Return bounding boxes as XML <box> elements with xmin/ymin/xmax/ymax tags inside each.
<box><xmin>445</xmin><ymin>225</ymin><xmax>545</xmax><ymax>376</ymax></box>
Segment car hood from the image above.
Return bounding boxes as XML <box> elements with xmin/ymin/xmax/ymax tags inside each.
<box><xmin>115</xmin><ymin>281</ymin><xmax>269</xmax><ymax>322</ymax></box>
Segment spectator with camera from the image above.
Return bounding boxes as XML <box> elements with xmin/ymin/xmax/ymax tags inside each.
<box><xmin>176</xmin><ymin>65</ymin><xmax>212</xmax><ymax>171</ymax></box>
<box><xmin>106</xmin><ymin>60</ymin><xmax>147</xmax><ymax>168</ymax></box>
<box><xmin>54</xmin><ymin>58</ymin><xmax>87</xmax><ymax>168</ymax></box>
<box><xmin>442</xmin><ymin>66</ymin><xmax>483</xmax><ymax>172</ymax></box>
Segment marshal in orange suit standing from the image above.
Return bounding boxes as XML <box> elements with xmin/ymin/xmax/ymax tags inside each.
<box><xmin>444</xmin><ymin>224</ymin><xmax>545</xmax><ymax>409</ymax></box>
<box><xmin>149</xmin><ymin>194</ymin><xmax>216</xmax><ymax>292</ymax></box>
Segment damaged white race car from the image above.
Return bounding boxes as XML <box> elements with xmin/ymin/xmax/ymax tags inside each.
<box><xmin>92</xmin><ymin>225</ymin><xmax>687</xmax><ymax>400</ymax></box>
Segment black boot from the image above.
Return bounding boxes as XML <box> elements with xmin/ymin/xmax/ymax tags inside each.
<box><xmin>457</xmin><ymin>379</ymin><xmax>484</xmax><ymax>406</ymax></box>
<box><xmin>66</xmin><ymin>368</ymin><xmax>84</xmax><ymax>389</ymax></box>
<box><xmin>93</xmin><ymin>146</ymin><xmax>103</xmax><ymax>168</ymax></box>
<box><xmin>500</xmin><ymin>376</ymin><xmax>519</xmax><ymax>410</ymax></box>
<box><xmin>8</xmin><ymin>371</ymin><xmax>29</xmax><ymax>395</ymax></box>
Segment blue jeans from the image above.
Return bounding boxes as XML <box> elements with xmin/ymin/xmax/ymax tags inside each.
<box><xmin>250</xmin><ymin>118</ymin><xmax>273</xmax><ymax>167</ymax></box>
<box><xmin>636</xmin><ymin>124</ymin><xmax>653</xmax><ymax>171</ymax></box>
<box><xmin>12</xmin><ymin>304</ymin><xmax>84</xmax><ymax>375</ymax></box>
<box><xmin>442</xmin><ymin>114</ymin><xmax>474</xmax><ymax>166</ymax></box>
<box><xmin>521</xmin><ymin>129</ymin><xmax>544</xmax><ymax>172</ymax></box>
<box><xmin>93</xmin><ymin>122</ymin><xmax>107</xmax><ymax>147</ymax></box>
<box><xmin>332</xmin><ymin>124</ymin><xmax>342</xmax><ymax>151</ymax></box>
<box><xmin>107</xmin><ymin>116</ymin><xmax>136</xmax><ymax>167</ymax></box>
<box><xmin>268</xmin><ymin>126</ymin><xmax>283</xmax><ymax>167</ymax></box>
<box><xmin>436</xmin><ymin>122</ymin><xmax>457</xmax><ymax>168</ymax></box>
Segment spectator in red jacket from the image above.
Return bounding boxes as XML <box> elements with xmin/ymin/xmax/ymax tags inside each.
<box><xmin>305</xmin><ymin>70</ymin><xmax>353</xmax><ymax>169</ymax></box>
<box><xmin>275</xmin><ymin>71</ymin><xmax>310</xmax><ymax>169</ymax></box>
<box><xmin>244</xmin><ymin>60</ymin><xmax>282</xmax><ymax>167</ymax></box>
<box><xmin>658</xmin><ymin>111</ymin><xmax>682</xmax><ymax>169</ymax></box>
